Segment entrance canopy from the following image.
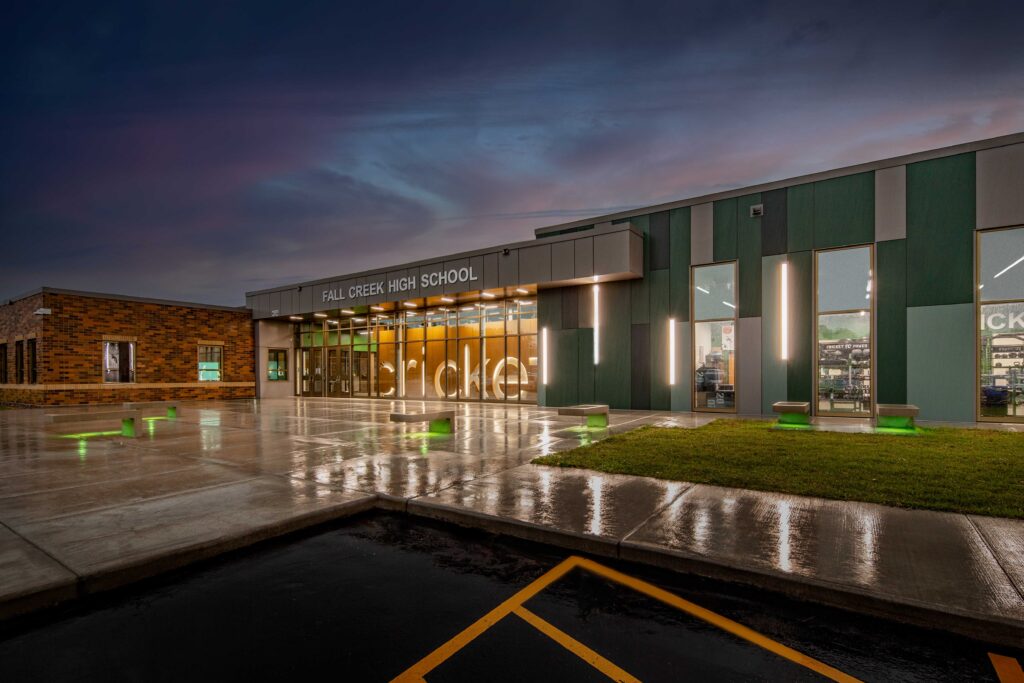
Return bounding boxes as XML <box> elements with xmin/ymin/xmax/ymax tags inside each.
<box><xmin>245</xmin><ymin>222</ymin><xmax>642</xmax><ymax>320</ymax></box>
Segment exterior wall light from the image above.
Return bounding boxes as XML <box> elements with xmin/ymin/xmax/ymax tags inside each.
<box><xmin>593</xmin><ymin>284</ymin><xmax>600</xmax><ymax>365</ymax></box>
<box><xmin>541</xmin><ymin>327</ymin><xmax>549</xmax><ymax>385</ymax></box>
<box><xmin>780</xmin><ymin>262</ymin><xmax>789</xmax><ymax>361</ymax></box>
<box><xmin>669</xmin><ymin>318</ymin><xmax>676</xmax><ymax>385</ymax></box>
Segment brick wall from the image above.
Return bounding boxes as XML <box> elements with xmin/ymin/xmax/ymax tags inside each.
<box><xmin>0</xmin><ymin>291</ymin><xmax>255</xmax><ymax>406</ymax></box>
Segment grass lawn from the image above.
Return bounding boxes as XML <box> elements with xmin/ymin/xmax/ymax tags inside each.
<box><xmin>533</xmin><ymin>420</ymin><xmax>1024</xmax><ymax>518</ymax></box>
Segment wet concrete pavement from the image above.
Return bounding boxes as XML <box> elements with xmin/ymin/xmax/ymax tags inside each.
<box><xmin>0</xmin><ymin>398</ymin><xmax>1022</xmax><ymax>646</ymax></box>
<box><xmin>1</xmin><ymin>514</ymin><xmax>1020</xmax><ymax>682</ymax></box>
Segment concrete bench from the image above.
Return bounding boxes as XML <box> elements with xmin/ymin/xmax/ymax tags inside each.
<box><xmin>558</xmin><ymin>404</ymin><xmax>610</xmax><ymax>428</ymax></box>
<box><xmin>123</xmin><ymin>402</ymin><xmax>179</xmax><ymax>418</ymax></box>
<box><xmin>772</xmin><ymin>401</ymin><xmax>811</xmax><ymax>426</ymax></box>
<box><xmin>390</xmin><ymin>409</ymin><xmax>456</xmax><ymax>434</ymax></box>
<box><xmin>46</xmin><ymin>409</ymin><xmax>143</xmax><ymax>438</ymax></box>
<box><xmin>876</xmin><ymin>404</ymin><xmax>919</xmax><ymax>430</ymax></box>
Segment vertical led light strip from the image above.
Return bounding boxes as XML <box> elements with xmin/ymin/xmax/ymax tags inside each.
<box><xmin>421</xmin><ymin>344</ymin><xmax>426</xmax><ymax>398</ymax></box>
<box><xmin>541</xmin><ymin>327</ymin><xmax>549</xmax><ymax>385</ymax></box>
<box><xmin>668</xmin><ymin>318</ymin><xmax>676</xmax><ymax>385</ymax></box>
<box><xmin>780</xmin><ymin>262</ymin><xmax>789</xmax><ymax>360</ymax></box>
<box><xmin>463</xmin><ymin>343</ymin><xmax>470</xmax><ymax>396</ymax></box>
<box><xmin>592</xmin><ymin>284</ymin><xmax>600</xmax><ymax>365</ymax></box>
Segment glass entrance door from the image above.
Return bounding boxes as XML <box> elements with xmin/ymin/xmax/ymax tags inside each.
<box><xmin>327</xmin><ymin>348</ymin><xmax>351</xmax><ymax>398</ymax></box>
<box><xmin>301</xmin><ymin>348</ymin><xmax>324</xmax><ymax>397</ymax></box>
<box><xmin>353</xmin><ymin>350</ymin><xmax>375</xmax><ymax>397</ymax></box>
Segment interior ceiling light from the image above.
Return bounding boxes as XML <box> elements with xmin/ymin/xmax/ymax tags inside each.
<box><xmin>993</xmin><ymin>254</ymin><xmax>1024</xmax><ymax>279</ymax></box>
<box><xmin>515</xmin><ymin>288</ymin><xmax>528</xmax><ymax>295</ymax></box>
<box><xmin>371</xmin><ymin>305</ymin><xmax>384</xmax><ymax>311</ymax></box>
<box><xmin>288</xmin><ymin>316</ymin><xmax>303</xmax><ymax>321</ymax></box>
<box><xmin>481</xmin><ymin>292</ymin><xmax>496</xmax><ymax>299</ymax></box>
<box><xmin>327</xmin><ymin>319</ymin><xmax>338</xmax><ymax>325</ymax></box>
<box><xmin>696</xmin><ymin>286</ymin><xmax>709</xmax><ymax>294</ymax></box>
<box><xmin>440</xmin><ymin>297</ymin><xmax>454</xmax><ymax>303</ymax></box>
<box><xmin>341</xmin><ymin>309</ymin><xmax>355</xmax><ymax>315</ymax></box>
<box><xmin>404</xmin><ymin>302</ymin><xmax>417</xmax><ymax>308</ymax></box>
<box><xmin>723</xmin><ymin>301</ymin><xmax>736</xmax><ymax>309</ymax></box>
<box><xmin>314</xmin><ymin>313</ymin><xmax>328</xmax><ymax>318</ymax></box>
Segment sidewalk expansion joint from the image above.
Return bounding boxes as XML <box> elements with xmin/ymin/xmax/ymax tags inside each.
<box><xmin>965</xmin><ymin>514</ymin><xmax>1024</xmax><ymax>604</ymax></box>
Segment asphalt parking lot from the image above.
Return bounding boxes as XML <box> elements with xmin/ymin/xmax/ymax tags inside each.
<box><xmin>0</xmin><ymin>513</ymin><xmax>1020</xmax><ymax>682</ymax></box>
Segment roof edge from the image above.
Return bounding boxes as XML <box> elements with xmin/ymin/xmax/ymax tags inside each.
<box><xmin>2</xmin><ymin>287</ymin><xmax>246</xmax><ymax>312</ymax></box>
<box><xmin>534</xmin><ymin>130</ymin><xmax>1024</xmax><ymax>237</ymax></box>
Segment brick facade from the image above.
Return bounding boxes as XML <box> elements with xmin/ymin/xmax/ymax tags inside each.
<box><xmin>0</xmin><ymin>289</ymin><xmax>255</xmax><ymax>406</ymax></box>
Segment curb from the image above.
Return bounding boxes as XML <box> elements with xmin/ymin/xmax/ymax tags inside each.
<box><xmin>4</xmin><ymin>495</ymin><xmax>1023</xmax><ymax>650</ymax></box>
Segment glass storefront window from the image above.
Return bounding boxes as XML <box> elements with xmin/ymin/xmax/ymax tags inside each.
<box><xmin>692</xmin><ymin>263</ymin><xmax>737</xmax><ymax>411</ymax></box>
<box><xmin>979</xmin><ymin>227</ymin><xmax>1024</xmax><ymax>420</ymax></box>
<box><xmin>267</xmin><ymin>349</ymin><xmax>288</xmax><ymax>381</ymax></box>
<box><xmin>103</xmin><ymin>341</ymin><xmax>136</xmax><ymax>383</ymax></box>
<box><xmin>815</xmin><ymin>246</ymin><xmax>872</xmax><ymax>416</ymax></box>
<box><xmin>198</xmin><ymin>345</ymin><xmax>223</xmax><ymax>382</ymax></box>
<box><xmin>293</xmin><ymin>296</ymin><xmax>540</xmax><ymax>403</ymax></box>
<box><xmin>692</xmin><ymin>320</ymin><xmax>736</xmax><ymax>410</ymax></box>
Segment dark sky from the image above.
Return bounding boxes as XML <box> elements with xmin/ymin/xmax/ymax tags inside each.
<box><xmin>2</xmin><ymin>1</ymin><xmax>1023</xmax><ymax>305</ymax></box>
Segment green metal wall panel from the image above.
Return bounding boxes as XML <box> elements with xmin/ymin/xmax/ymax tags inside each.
<box><xmin>669</xmin><ymin>207</ymin><xmax>690</xmax><ymax>320</ymax></box>
<box><xmin>876</xmin><ymin>239</ymin><xmax>908</xmax><ymax>404</ymax></box>
<box><xmin>906</xmin><ymin>153</ymin><xmax>976</xmax><ymax>307</ymax></box>
<box><xmin>786</xmin><ymin>250</ymin><xmax>813</xmax><ymax>402</ymax></box>
<box><xmin>787</xmin><ymin>183</ymin><xmax>814</xmax><ymax>253</ymax></box>
<box><xmin>649</xmin><ymin>269</ymin><xmax>671</xmax><ymax>410</ymax></box>
<box><xmin>630</xmin><ymin>214</ymin><xmax>651</xmax><ymax>324</ymax></box>
<box><xmin>813</xmin><ymin>172</ymin><xmax>875</xmax><ymax>249</ymax></box>
<box><xmin>737</xmin><ymin>193</ymin><xmax>762</xmax><ymax>318</ymax></box>
<box><xmin>595</xmin><ymin>280</ymin><xmax>631</xmax><ymax>409</ymax></box>
<box><xmin>670</xmin><ymin>322</ymin><xmax>692</xmax><ymax>411</ymax></box>
<box><xmin>907</xmin><ymin>303</ymin><xmax>974</xmax><ymax>422</ymax></box>
<box><xmin>547</xmin><ymin>329</ymin><xmax>579</xmax><ymax>407</ymax></box>
<box><xmin>761</xmin><ymin>254</ymin><xmax>788</xmax><ymax>414</ymax></box>
<box><xmin>539</xmin><ymin>288</ymin><xmax>562</xmax><ymax>331</ymax></box>
<box><xmin>713</xmin><ymin>197</ymin><xmax>738</xmax><ymax>261</ymax></box>
<box><xmin>577</xmin><ymin>331</ymin><xmax>595</xmax><ymax>404</ymax></box>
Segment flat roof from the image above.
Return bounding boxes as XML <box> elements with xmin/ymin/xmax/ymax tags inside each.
<box><xmin>3</xmin><ymin>287</ymin><xmax>247</xmax><ymax>313</ymax></box>
<box><xmin>533</xmin><ymin>130</ymin><xmax>1024</xmax><ymax>237</ymax></box>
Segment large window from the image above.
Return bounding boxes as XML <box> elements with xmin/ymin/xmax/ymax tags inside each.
<box><xmin>979</xmin><ymin>226</ymin><xmax>1024</xmax><ymax>421</ymax></box>
<box><xmin>692</xmin><ymin>263</ymin><xmax>737</xmax><ymax>411</ymax></box>
<box><xmin>295</xmin><ymin>298</ymin><xmax>538</xmax><ymax>403</ymax></box>
<box><xmin>0</xmin><ymin>343</ymin><xmax>7</xmax><ymax>383</ymax></box>
<box><xmin>15</xmin><ymin>341</ymin><xmax>24</xmax><ymax>384</ymax></box>
<box><xmin>27</xmin><ymin>339</ymin><xmax>37</xmax><ymax>384</ymax></box>
<box><xmin>267</xmin><ymin>349</ymin><xmax>288</xmax><ymax>381</ymax></box>
<box><xmin>815</xmin><ymin>246</ymin><xmax>872</xmax><ymax>416</ymax></box>
<box><xmin>198</xmin><ymin>345</ymin><xmax>223</xmax><ymax>381</ymax></box>
<box><xmin>103</xmin><ymin>341</ymin><xmax>135</xmax><ymax>383</ymax></box>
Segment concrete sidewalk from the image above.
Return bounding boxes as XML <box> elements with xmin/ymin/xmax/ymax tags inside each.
<box><xmin>0</xmin><ymin>398</ymin><xmax>1021</xmax><ymax>647</ymax></box>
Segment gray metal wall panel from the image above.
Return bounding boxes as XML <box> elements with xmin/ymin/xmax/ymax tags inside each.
<box><xmin>385</xmin><ymin>268</ymin><xmax>418</xmax><ymax>300</ymax></box>
<box><xmin>256</xmin><ymin>320</ymin><xmax>295</xmax><ymax>399</ymax></box>
<box><xmin>593</xmin><ymin>231</ymin><xmax>630</xmax><ymax>276</ymax></box>
<box><xmin>269</xmin><ymin>292</ymin><xmax>281</xmax><ymax>316</ymax></box>
<box><xmin>518</xmin><ymin>244</ymin><xmax>552</xmax><ymax>284</ymax></box>
<box><xmin>670</xmin><ymin>321</ymin><xmax>692</xmax><ymax>411</ymax></box>
<box><xmin>760</xmin><ymin>254</ymin><xmax>788</xmax><ymax>415</ymax></box>
<box><xmin>907</xmin><ymin>303</ymin><xmax>975</xmax><ymax>422</ymax></box>
<box><xmin>690</xmin><ymin>202</ymin><xmax>714</xmax><ymax>264</ymax></box>
<box><xmin>441</xmin><ymin>258</ymin><xmax>468</xmax><ymax>295</ymax></box>
<box><xmin>417</xmin><ymin>263</ymin><xmax>444</xmax><ymax>298</ymax></box>
<box><xmin>977</xmin><ymin>143</ymin><xmax>1024</xmax><ymax>230</ymax></box>
<box><xmin>482</xmin><ymin>253</ymin><xmax>499</xmax><ymax>290</ymax></box>
<box><xmin>299</xmin><ymin>286</ymin><xmax>314</xmax><ymax>313</ymax></box>
<box><xmin>551</xmin><ymin>240</ymin><xmax>575</xmax><ymax>281</ymax></box>
<box><xmin>629</xmin><ymin>232</ymin><xmax>644</xmax><ymax>276</ymax></box>
<box><xmin>738</xmin><ymin>317</ymin><xmax>762</xmax><ymax>415</ymax></box>
<box><xmin>497</xmin><ymin>250</ymin><xmax>519</xmax><ymax>286</ymax></box>
<box><xmin>649</xmin><ymin>210</ymin><xmax>671</xmax><ymax>270</ymax></box>
<box><xmin>574</xmin><ymin>238</ymin><xmax>594</xmax><ymax>279</ymax></box>
<box><xmin>875</xmin><ymin>165</ymin><xmax>907</xmax><ymax>241</ymax></box>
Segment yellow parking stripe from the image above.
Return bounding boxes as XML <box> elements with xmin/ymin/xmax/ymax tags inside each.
<box><xmin>990</xmin><ymin>654</ymin><xmax>1024</xmax><ymax>682</ymax></box>
<box><xmin>513</xmin><ymin>606</ymin><xmax>641</xmax><ymax>683</ymax></box>
<box><xmin>390</xmin><ymin>557</ymin><xmax>579</xmax><ymax>682</ymax></box>
<box><xmin>392</xmin><ymin>555</ymin><xmax>859</xmax><ymax>682</ymax></box>
<box><xmin>574</xmin><ymin>557</ymin><xmax>861</xmax><ymax>683</ymax></box>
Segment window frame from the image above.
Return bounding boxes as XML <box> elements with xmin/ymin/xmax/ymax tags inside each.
<box><xmin>0</xmin><ymin>343</ymin><xmax>7</xmax><ymax>384</ymax></box>
<box><xmin>690</xmin><ymin>261</ymin><xmax>739</xmax><ymax>414</ymax></box>
<box><xmin>197</xmin><ymin>344</ymin><xmax>224</xmax><ymax>382</ymax></box>
<box><xmin>15</xmin><ymin>341</ymin><xmax>24</xmax><ymax>384</ymax></box>
<box><xmin>976</xmin><ymin>225</ymin><xmax>1024</xmax><ymax>423</ymax></box>
<box><xmin>102</xmin><ymin>341</ymin><xmax>136</xmax><ymax>384</ymax></box>
<box><xmin>813</xmin><ymin>244</ymin><xmax>875</xmax><ymax>418</ymax></box>
<box><xmin>267</xmin><ymin>348</ymin><xmax>288</xmax><ymax>381</ymax></box>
